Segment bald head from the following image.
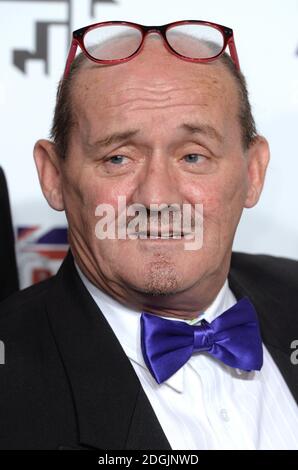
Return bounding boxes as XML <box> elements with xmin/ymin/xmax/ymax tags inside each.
<box><xmin>51</xmin><ymin>35</ymin><xmax>256</xmax><ymax>159</ymax></box>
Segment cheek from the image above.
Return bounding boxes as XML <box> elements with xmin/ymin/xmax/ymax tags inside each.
<box><xmin>82</xmin><ymin>167</ymin><xmax>136</xmax><ymax>204</ymax></box>
<box><xmin>63</xmin><ymin>160</ymin><xmax>138</xmax><ymax>238</ymax></box>
<box><xmin>186</xmin><ymin>167</ymin><xmax>248</xmax><ymax>224</ymax></box>
<box><xmin>61</xmin><ymin>172</ymin><xmax>100</xmax><ymax>233</ymax></box>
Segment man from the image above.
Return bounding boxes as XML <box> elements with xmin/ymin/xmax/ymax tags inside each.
<box><xmin>0</xmin><ymin>20</ymin><xmax>297</xmax><ymax>450</ymax></box>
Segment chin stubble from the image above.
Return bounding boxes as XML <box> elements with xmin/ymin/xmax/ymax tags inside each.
<box><xmin>141</xmin><ymin>254</ymin><xmax>182</xmax><ymax>296</ymax></box>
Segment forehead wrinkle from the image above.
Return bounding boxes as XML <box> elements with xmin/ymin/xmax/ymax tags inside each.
<box><xmin>72</xmin><ymin>58</ymin><xmax>239</xmax><ymax>136</ymax></box>
<box><xmin>110</xmin><ymin>83</ymin><xmax>223</xmax><ymax>100</ymax></box>
<box><xmin>78</xmin><ymin>83</ymin><xmax>227</xmax><ymax>115</ymax></box>
<box><xmin>106</xmin><ymin>101</ymin><xmax>211</xmax><ymax>112</ymax></box>
<box><xmin>75</xmin><ymin>65</ymin><xmax>227</xmax><ymax>101</ymax></box>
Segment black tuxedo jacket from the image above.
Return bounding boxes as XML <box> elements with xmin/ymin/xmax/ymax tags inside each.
<box><xmin>0</xmin><ymin>251</ymin><xmax>297</xmax><ymax>450</ymax></box>
<box><xmin>0</xmin><ymin>167</ymin><xmax>19</xmax><ymax>301</ymax></box>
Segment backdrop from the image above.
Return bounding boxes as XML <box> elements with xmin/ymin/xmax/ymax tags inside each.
<box><xmin>0</xmin><ymin>0</ymin><xmax>297</xmax><ymax>287</ymax></box>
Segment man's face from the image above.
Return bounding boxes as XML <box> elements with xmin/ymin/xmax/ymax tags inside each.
<box><xmin>35</xmin><ymin>37</ymin><xmax>269</xmax><ymax>312</ymax></box>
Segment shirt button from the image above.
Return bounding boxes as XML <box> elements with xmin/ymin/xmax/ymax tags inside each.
<box><xmin>219</xmin><ymin>408</ymin><xmax>230</xmax><ymax>422</ymax></box>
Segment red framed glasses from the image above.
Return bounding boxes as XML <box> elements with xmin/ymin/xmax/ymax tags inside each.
<box><xmin>64</xmin><ymin>20</ymin><xmax>240</xmax><ymax>78</ymax></box>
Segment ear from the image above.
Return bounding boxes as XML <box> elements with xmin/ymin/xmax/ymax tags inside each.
<box><xmin>33</xmin><ymin>139</ymin><xmax>64</xmax><ymax>211</ymax></box>
<box><xmin>244</xmin><ymin>136</ymin><xmax>270</xmax><ymax>208</ymax></box>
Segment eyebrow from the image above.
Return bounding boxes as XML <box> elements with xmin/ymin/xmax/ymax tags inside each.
<box><xmin>85</xmin><ymin>129</ymin><xmax>140</xmax><ymax>151</ymax></box>
<box><xmin>85</xmin><ymin>122</ymin><xmax>223</xmax><ymax>153</ymax></box>
<box><xmin>180</xmin><ymin>122</ymin><xmax>223</xmax><ymax>144</ymax></box>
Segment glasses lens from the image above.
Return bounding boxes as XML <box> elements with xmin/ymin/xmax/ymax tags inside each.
<box><xmin>166</xmin><ymin>24</ymin><xmax>224</xmax><ymax>59</ymax></box>
<box><xmin>83</xmin><ymin>24</ymin><xmax>143</xmax><ymax>60</ymax></box>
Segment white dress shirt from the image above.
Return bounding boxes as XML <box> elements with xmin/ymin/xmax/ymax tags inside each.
<box><xmin>76</xmin><ymin>265</ymin><xmax>298</xmax><ymax>450</ymax></box>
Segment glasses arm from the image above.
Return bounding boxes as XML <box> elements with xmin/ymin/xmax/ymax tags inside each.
<box><xmin>63</xmin><ymin>39</ymin><xmax>79</xmax><ymax>79</ymax></box>
<box><xmin>227</xmin><ymin>36</ymin><xmax>240</xmax><ymax>71</ymax></box>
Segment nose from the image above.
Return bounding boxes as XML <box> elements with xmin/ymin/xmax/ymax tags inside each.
<box><xmin>131</xmin><ymin>155</ymin><xmax>183</xmax><ymax>209</ymax></box>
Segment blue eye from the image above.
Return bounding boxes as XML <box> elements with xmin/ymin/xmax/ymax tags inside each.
<box><xmin>109</xmin><ymin>155</ymin><xmax>126</xmax><ymax>164</ymax></box>
<box><xmin>184</xmin><ymin>154</ymin><xmax>204</xmax><ymax>163</ymax></box>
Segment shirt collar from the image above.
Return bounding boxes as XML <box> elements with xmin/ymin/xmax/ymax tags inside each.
<box><xmin>75</xmin><ymin>262</ymin><xmax>236</xmax><ymax>393</ymax></box>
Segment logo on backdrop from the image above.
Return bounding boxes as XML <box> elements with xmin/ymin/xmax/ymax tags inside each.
<box><xmin>17</xmin><ymin>226</ymin><xmax>69</xmax><ymax>287</ymax></box>
<box><xmin>1</xmin><ymin>0</ymin><xmax>117</xmax><ymax>74</ymax></box>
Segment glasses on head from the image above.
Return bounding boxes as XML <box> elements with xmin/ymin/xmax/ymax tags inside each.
<box><xmin>64</xmin><ymin>20</ymin><xmax>240</xmax><ymax>78</ymax></box>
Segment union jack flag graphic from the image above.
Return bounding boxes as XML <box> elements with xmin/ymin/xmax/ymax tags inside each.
<box><xmin>17</xmin><ymin>226</ymin><xmax>69</xmax><ymax>288</ymax></box>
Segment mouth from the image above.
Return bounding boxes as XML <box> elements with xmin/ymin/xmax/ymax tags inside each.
<box><xmin>128</xmin><ymin>231</ymin><xmax>190</xmax><ymax>239</ymax></box>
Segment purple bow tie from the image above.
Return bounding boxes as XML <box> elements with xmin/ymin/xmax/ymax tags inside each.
<box><xmin>140</xmin><ymin>297</ymin><xmax>263</xmax><ymax>384</ymax></box>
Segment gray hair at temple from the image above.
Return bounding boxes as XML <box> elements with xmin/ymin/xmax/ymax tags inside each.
<box><xmin>50</xmin><ymin>48</ymin><xmax>257</xmax><ymax>160</ymax></box>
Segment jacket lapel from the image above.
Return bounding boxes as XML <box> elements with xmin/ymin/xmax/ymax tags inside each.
<box><xmin>229</xmin><ymin>258</ymin><xmax>298</xmax><ymax>405</ymax></box>
<box><xmin>46</xmin><ymin>251</ymin><xmax>170</xmax><ymax>450</ymax></box>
